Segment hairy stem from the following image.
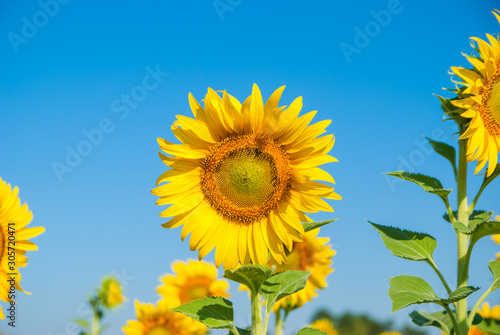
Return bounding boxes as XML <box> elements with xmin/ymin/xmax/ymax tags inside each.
<box><xmin>251</xmin><ymin>291</ymin><xmax>263</xmax><ymax>335</ymax></box>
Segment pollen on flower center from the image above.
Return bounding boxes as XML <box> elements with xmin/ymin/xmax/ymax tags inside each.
<box><xmin>201</xmin><ymin>134</ymin><xmax>291</xmax><ymax>224</ymax></box>
<box><xmin>481</xmin><ymin>71</ymin><xmax>500</xmax><ymax>136</ymax></box>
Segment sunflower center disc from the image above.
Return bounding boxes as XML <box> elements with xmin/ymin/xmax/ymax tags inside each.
<box><xmin>482</xmin><ymin>73</ymin><xmax>500</xmax><ymax>135</ymax></box>
<box><xmin>200</xmin><ymin>134</ymin><xmax>291</xmax><ymax>224</ymax></box>
<box><xmin>148</xmin><ymin>326</ymin><xmax>172</xmax><ymax>335</ymax></box>
<box><xmin>187</xmin><ymin>285</ymin><xmax>210</xmax><ymax>301</ymax></box>
<box><xmin>215</xmin><ymin>148</ymin><xmax>276</xmax><ymax>208</ymax></box>
<box><xmin>489</xmin><ymin>80</ymin><xmax>500</xmax><ymax>125</ymax></box>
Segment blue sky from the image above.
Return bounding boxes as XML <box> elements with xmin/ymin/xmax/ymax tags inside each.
<box><xmin>1</xmin><ymin>0</ymin><xmax>499</xmax><ymax>334</ymax></box>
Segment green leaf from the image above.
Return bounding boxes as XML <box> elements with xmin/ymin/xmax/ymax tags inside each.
<box><xmin>303</xmin><ymin>219</ymin><xmax>338</xmax><ymax>233</ymax></box>
<box><xmin>389</xmin><ymin>276</ymin><xmax>439</xmax><ymax>312</ymax></box>
<box><xmin>261</xmin><ymin>270</ymin><xmax>310</xmax><ymax>313</ymax></box>
<box><xmin>171</xmin><ymin>297</ymin><xmax>234</xmax><ymax>330</ymax></box>
<box><xmin>452</xmin><ymin>221</ymin><xmax>471</xmax><ymax>233</ymax></box>
<box><xmin>410</xmin><ymin>310</ymin><xmax>482</xmax><ymax>333</ymax></box>
<box><xmin>469</xmin><ymin>211</ymin><xmax>494</xmax><ymax>229</ymax></box>
<box><xmin>452</xmin><ymin>219</ymin><xmax>500</xmax><ymax>241</ymax></box>
<box><xmin>443</xmin><ymin>210</ymin><xmax>492</xmax><ymax>224</ymax></box>
<box><xmin>72</xmin><ymin>318</ymin><xmax>89</xmax><ymax>328</ymax></box>
<box><xmin>489</xmin><ymin>260</ymin><xmax>500</xmax><ymax>291</ymax></box>
<box><xmin>369</xmin><ymin>222</ymin><xmax>437</xmax><ymax>262</ymax></box>
<box><xmin>426</xmin><ymin>137</ymin><xmax>457</xmax><ymax>176</ymax></box>
<box><xmin>469</xmin><ymin>220</ymin><xmax>500</xmax><ymax>246</ymax></box>
<box><xmin>435</xmin><ymin>94</ymin><xmax>462</xmax><ymax>117</ymax></box>
<box><xmin>223</xmin><ymin>265</ymin><xmax>274</xmax><ymax>294</ymax></box>
<box><xmin>477</xmin><ymin>318</ymin><xmax>500</xmax><ymax>335</ymax></box>
<box><xmin>473</xmin><ymin>313</ymin><xmax>484</xmax><ymax>325</ymax></box>
<box><xmin>296</xmin><ymin>327</ymin><xmax>327</xmax><ymax>335</ymax></box>
<box><xmin>444</xmin><ymin>286</ymin><xmax>479</xmax><ymax>304</ymax></box>
<box><xmin>444</xmin><ymin>210</ymin><xmax>493</xmax><ymax>231</ymax></box>
<box><xmin>409</xmin><ymin>310</ymin><xmax>453</xmax><ymax>333</ymax></box>
<box><xmin>384</xmin><ymin>171</ymin><xmax>451</xmax><ymax>199</ymax></box>
<box><xmin>389</xmin><ymin>276</ymin><xmax>479</xmax><ymax>312</ymax></box>
<box><xmin>481</xmin><ymin>163</ymin><xmax>500</xmax><ymax>190</ymax></box>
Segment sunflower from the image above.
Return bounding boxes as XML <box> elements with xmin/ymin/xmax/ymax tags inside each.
<box><xmin>268</xmin><ymin>229</ymin><xmax>335</xmax><ymax>310</ymax></box>
<box><xmin>309</xmin><ymin>318</ymin><xmax>338</xmax><ymax>335</ymax></box>
<box><xmin>450</xmin><ymin>10</ymin><xmax>500</xmax><ymax>176</ymax></box>
<box><xmin>123</xmin><ymin>300</ymin><xmax>207</xmax><ymax>335</ymax></box>
<box><xmin>469</xmin><ymin>302</ymin><xmax>500</xmax><ymax>335</ymax></box>
<box><xmin>152</xmin><ymin>84</ymin><xmax>340</xmax><ymax>269</ymax></box>
<box><xmin>0</xmin><ymin>177</ymin><xmax>44</xmax><ymax>319</ymax></box>
<box><xmin>157</xmin><ymin>260</ymin><xmax>229</xmax><ymax>307</ymax></box>
<box><xmin>98</xmin><ymin>276</ymin><xmax>125</xmax><ymax>309</ymax></box>
<box><xmin>379</xmin><ymin>332</ymin><xmax>402</xmax><ymax>335</ymax></box>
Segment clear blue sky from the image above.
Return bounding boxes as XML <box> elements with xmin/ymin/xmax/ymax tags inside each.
<box><xmin>1</xmin><ymin>0</ymin><xmax>499</xmax><ymax>334</ymax></box>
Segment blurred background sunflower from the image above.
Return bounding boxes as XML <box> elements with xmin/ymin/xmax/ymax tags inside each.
<box><xmin>269</xmin><ymin>228</ymin><xmax>335</xmax><ymax>311</ymax></box>
<box><xmin>157</xmin><ymin>259</ymin><xmax>229</xmax><ymax>306</ymax></box>
<box><xmin>310</xmin><ymin>318</ymin><xmax>339</xmax><ymax>335</ymax></box>
<box><xmin>122</xmin><ymin>300</ymin><xmax>207</xmax><ymax>335</ymax></box>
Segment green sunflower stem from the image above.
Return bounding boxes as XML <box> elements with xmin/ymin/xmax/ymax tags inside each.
<box><xmin>262</xmin><ymin>309</ymin><xmax>271</xmax><ymax>335</ymax></box>
<box><xmin>443</xmin><ymin>303</ymin><xmax>461</xmax><ymax>335</ymax></box>
<box><xmin>251</xmin><ymin>291</ymin><xmax>263</xmax><ymax>335</ymax></box>
<box><xmin>275</xmin><ymin>309</ymin><xmax>286</xmax><ymax>335</ymax></box>
<box><xmin>90</xmin><ymin>313</ymin><xmax>100</xmax><ymax>335</ymax></box>
<box><xmin>455</xmin><ymin>137</ymin><xmax>470</xmax><ymax>335</ymax></box>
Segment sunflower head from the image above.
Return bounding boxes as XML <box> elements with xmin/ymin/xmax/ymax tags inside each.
<box><xmin>0</xmin><ymin>177</ymin><xmax>45</xmax><ymax>319</ymax></box>
<box><xmin>268</xmin><ymin>228</ymin><xmax>335</xmax><ymax>310</ymax></box>
<box><xmin>153</xmin><ymin>84</ymin><xmax>340</xmax><ymax>269</ymax></box>
<box><xmin>157</xmin><ymin>260</ymin><xmax>229</xmax><ymax>307</ymax></box>
<box><xmin>98</xmin><ymin>276</ymin><xmax>125</xmax><ymax>309</ymax></box>
<box><xmin>450</xmin><ymin>9</ymin><xmax>500</xmax><ymax>176</ymax></box>
<box><xmin>309</xmin><ymin>318</ymin><xmax>338</xmax><ymax>335</ymax></box>
<box><xmin>123</xmin><ymin>300</ymin><xmax>207</xmax><ymax>335</ymax></box>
